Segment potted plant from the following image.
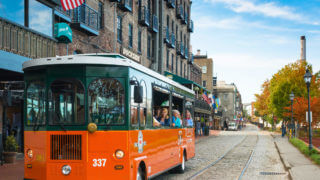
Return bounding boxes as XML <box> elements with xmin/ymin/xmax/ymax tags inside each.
<box><xmin>3</xmin><ymin>135</ymin><xmax>18</xmax><ymax>163</ymax></box>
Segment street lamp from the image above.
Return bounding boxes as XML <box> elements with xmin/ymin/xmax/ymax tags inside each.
<box><xmin>290</xmin><ymin>91</ymin><xmax>295</xmax><ymax>138</ymax></box>
<box><xmin>304</xmin><ymin>69</ymin><xmax>312</xmax><ymax>150</ymax></box>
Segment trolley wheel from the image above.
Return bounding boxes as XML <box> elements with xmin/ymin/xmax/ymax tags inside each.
<box><xmin>176</xmin><ymin>152</ymin><xmax>186</xmax><ymax>173</ymax></box>
<box><xmin>136</xmin><ymin>166</ymin><xmax>145</xmax><ymax>180</ymax></box>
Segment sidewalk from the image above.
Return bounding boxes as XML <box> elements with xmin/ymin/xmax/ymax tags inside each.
<box><xmin>273</xmin><ymin>133</ymin><xmax>320</xmax><ymax>180</ymax></box>
<box><xmin>0</xmin><ymin>159</ymin><xmax>24</xmax><ymax>180</ymax></box>
<box><xmin>195</xmin><ymin>130</ymin><xmax>220</xmax><ymax>142</ymax></box>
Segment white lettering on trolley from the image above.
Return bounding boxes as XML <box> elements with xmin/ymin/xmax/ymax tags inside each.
<box><xmin>92</xmin><ymin>158</ymin><xmax>107</xmax><ymax>167</ymax></box>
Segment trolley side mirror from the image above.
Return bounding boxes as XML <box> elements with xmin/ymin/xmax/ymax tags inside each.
<box><xmin>134</xmin><ymin>85</ymin><xmax>143</xmax><ymax>103</ymax></box>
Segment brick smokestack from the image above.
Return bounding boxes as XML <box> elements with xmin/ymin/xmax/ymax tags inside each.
<box><xmin>301</xmin><ymin>36</ymin><xmax>306</xmax><ymax>61</ymax></box>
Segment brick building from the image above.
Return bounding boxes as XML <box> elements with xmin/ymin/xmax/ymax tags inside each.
<box><xmin>193</xmin><ymin>50</ymin><xmax>213</xmax><ymax>91</ymax></box>
<box><xmin>55</xmin><ymin>0</ymin><xmax>194</xmax><ymax>77</ymax></box>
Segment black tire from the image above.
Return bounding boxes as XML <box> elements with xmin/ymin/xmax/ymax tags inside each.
<box><xmin>176</xmin><ymin>153</ymin><xmax>186</xmax><ymax>173</ymax></box>
<box><xmin>136</xmin><ymin>166</ymin><xmax>145</xmax><ymax>180</ymax></box>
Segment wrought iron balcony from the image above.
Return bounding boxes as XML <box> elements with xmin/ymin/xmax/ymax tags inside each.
<box><xmin>151</xmin><ymin>15</ymin><xmax>158</xmax><ymax>33</ymax></box>
<box><xmin>167</xmin><ymin>0</ymin><xmax>175</xmax><ymax>8</ymax></box>
<box><xmin>119</xmin><ymin>0</ymin><xmax>132</xmax><ymax>12</ymax></box>
<box><xmin>0</xmin><ymin>17</ymin><xmax>56</xmax><ymax>59</ymax></box>
<box><xmin>169</xmin><ymin>33</ymin><xmax>175</xmax><ymax>48</ymax></box>
<box><xmin>55</xmin><ymin>5</ymin><xmax>71</xmax><ymax>22</ymax></box>
<box><xmin>188</xmin><ymin>20</ymin><xmax>194</xmax><ymax>33</ymax></box>
<box><xmin>183</xmin><ymin>11</ymin><xmax>188</xmax><ymax>24</ymax></box>
<box><xmin>177</xmin><ymin>5</ymin><xmax>184</xmax><ymax>19</ymax></box>
<box><xmin>139</xmin><ymin>6</ymin><xmax>150</xmax><ymax>27</ymax></box>
<box><xmin>195</xmin><ymin>99</ymin><xmax>211</xmax><ymax>112</ymax></box>
<box><xmin>72</xmin><ymin>3</ymin><xmax>99</xmax><ymax>35</ymax></box>
<box><xmin>110</xmin><ymin>0</ymin><xmax>120</xmax><ymax>2</ymax></box>
<box><xmin>164</xmin><ymin>27</ymin><xmax>170</xmax><ymax>44</ymax></box>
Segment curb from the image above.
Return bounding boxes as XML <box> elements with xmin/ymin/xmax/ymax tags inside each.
<box><xmin>271</xmin><ymin>133</ymin><xmax>293</xmax><ymax>180</ymax></box>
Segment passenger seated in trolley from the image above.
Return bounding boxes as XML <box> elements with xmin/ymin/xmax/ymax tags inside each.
<box><xmin>157</xmin><ymin>108</ymin><xmax>170</xmax><ymax>126</ymax></box>
<box><xmin>172</xmin><ymin>109</ymin><xmax>182</xmax><ymax>128</ymax></box>
<box><xmin>185</xmin><ymin>110</ymin><xmax>193</xmax><ymax>127</ymax></box>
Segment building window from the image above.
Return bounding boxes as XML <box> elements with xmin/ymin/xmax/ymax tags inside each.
<box><xmin>176</xmin><ymin>56</ymin><xmax>178</xmax><ymax>74</ymax></box>
<box><xmin>147</xmin><ymin>35</ymin><xmax>151</xmax><ymax>59</ymax></box>
<box><xmin>180</xmin><ymin>60</ymin><xmax>183</xmax><ymax>76</ymax></box>
<box><xmin>98</xmin><ymin>2</ymin><xmax>104</xmax><ymax>29</ymax></box>
<box><xmin>203</xmin><ymin>80</ymin><xmax>207</xmax><ymax>87</ymax></box>
<box><xmin>0</xmin><ymin>0</ymin><xmax>24</xmax><ymax>26</ymax></box>
<box><xmin>29</xmin><ymin>0</ymin><xmax>53</xmax><ymax>37</ymax></box>
<box><xmin>166</xmin><ymin>50</ymin><xmax>169</xmax><ymax>70</ymax></box>
<box><xmin>184</xmin><ymin>64</ymin><xmax>186</xmax><ymax>77</ymax></box>
<box><xmin>202</xmin><ymin>66</ymin><xmax>207</xmax><ymax>73</ymax></box>
<box><xmin>138</xmin><ymin>30</ymin><xmax>142</xmax><ymax>53</ymax></box>
<box><xmin>129</xmin><ymin>0</ymin><xmax>133</xmax><ymax>10</ymax></box>
<box><xmin>129</xmin><ymin>24</ymin><xmax>133</xmax><ymax>48</ymax></box>
<box><xmin>171</xmin><ymin>54</ymin><xmax>174</xmax><ymax>72</ymax></box>
<box><xmin>117</xmin><ymin>16</ymin><xmax>122</xmax><ymax>43</ymax></box>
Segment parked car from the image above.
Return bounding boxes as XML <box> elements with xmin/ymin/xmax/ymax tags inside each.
<box><xmin>228</xmin><ymin>122</ymin><xmax>238</xmax><ymax>131</ymax></box>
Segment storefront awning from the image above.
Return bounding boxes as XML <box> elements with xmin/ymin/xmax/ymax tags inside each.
<box><xmin>0</xmin><ymin>50</ymin><xmax>30</xmax><ymax>73</ymax></box>
<box><xmin>164</xmin><ymin>71</ymin><xmax>211</xmax><ymax>93</ymax></box>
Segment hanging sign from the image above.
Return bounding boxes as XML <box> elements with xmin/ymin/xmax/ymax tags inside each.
<box><xmin>54</xmin><ymin>23</ymin><xmax>72</xmax><ymax>43</ymax></box>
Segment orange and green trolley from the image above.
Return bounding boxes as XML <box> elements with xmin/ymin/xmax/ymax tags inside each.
<box><xmin>23</xmin><ymin>54</ymin><xmax>195</xmax><ymax>180</ymax></box>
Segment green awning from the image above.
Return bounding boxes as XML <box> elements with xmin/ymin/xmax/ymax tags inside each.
<box><xmin>164</xmin><ymin>71</ymin><xmax>211</xmax><ymax>93</ymax></box>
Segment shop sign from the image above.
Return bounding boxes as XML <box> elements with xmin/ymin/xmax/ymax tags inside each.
<box><xmin>122</xmin><ymin>48</ymin><xmax>141</xmax><ymax>63</ymax></box>
<box><xmin>54</xmin><ymin>23</ymin><xmax>72</xmax><ymax>43</ymax></box>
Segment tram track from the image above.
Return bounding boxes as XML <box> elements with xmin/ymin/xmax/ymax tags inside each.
<box><xmin>187</xmin><ymin>132</ymin><xmax>259</xmax><ymax>180</ymax></box>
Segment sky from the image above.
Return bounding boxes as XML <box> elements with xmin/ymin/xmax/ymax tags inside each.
<box><xmin>191</xmin><ymin>0</ymin><xmax>320</xmax><ymax>104</ymax></box>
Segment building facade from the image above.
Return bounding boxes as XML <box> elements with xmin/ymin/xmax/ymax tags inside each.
<box><xmin>213</xmin><ymin>81</ymin><xmax>242</xmax><ymax>128</ymax></box>
<box><xmin>0</xmin><ymin>0</ymin><xmax>194</xmax><ymax>160</ymax></box>
<box><xmin>193</xmin><ymin>50</ymin><xmax>213</xmax><ymax>91</ymax></box>
<box><xmin>55</xmin><ymin>0</ymin><xmax>194</xmax><ymax>77</ymax></box>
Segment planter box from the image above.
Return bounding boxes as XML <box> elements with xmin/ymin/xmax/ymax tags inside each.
<box><xmin>3</xmin><ymin>152</ymin><xmax>17</xmax><ymax>163</ymax></box>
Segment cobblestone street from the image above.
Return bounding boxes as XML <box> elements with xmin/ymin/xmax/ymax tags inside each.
<box><xmin>154</xmin><ymin>124</ymin><xmax>289</xmax><ymax>180</ymax></box>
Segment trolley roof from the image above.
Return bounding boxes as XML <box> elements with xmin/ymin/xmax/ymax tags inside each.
<box><xmin>22</xmin><ymin>53</ymin><xmax>195</xmax><ymax>95</ymax></box>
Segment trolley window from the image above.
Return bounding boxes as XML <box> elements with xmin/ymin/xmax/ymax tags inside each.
<box><xmin>152</xmin><ymin>86</ymin><xmax>171</xmax><ymax>128</ymax></box>
<box><xmin>48</xmin><ymin>79</ymin><xmax>85</xmax><ymax>125</ymax></box>
<box><xmin>130</xmin><ymin>80</ymin><xmax>147</xmax><ymax>127</ymax></box>
<box><xmin>26</xmin><ymin>81</ymin><xmax>46</xmax><ymax>125</ymax></box>
<box><xmin>88</xmin><ymin>78</ymin><xmax>125</xmax><ymax>125</ymax></box>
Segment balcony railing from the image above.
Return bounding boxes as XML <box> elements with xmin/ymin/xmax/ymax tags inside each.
<box><xmin>0</xmin><ymin>17</ymin><xmax>56</xmax><ymax>59</ymax></box>
<box><xmin>177</xmin><ymin>5</ymin><xmax>184</xmax><ymax>19</ymax></box>
<box><xmin>183</xmin><ymin>11</ymin><xmax>188</xmax><ymax>24</ymax></box>
<box><xmin>167</xmin><ymin>0</ymin><xmax>175</xmax><ymax>8</ymax></box>
<box><xmin>164</xmin><ymin>27</ymin><xmax>170</xmax><ymax>44</ymax></box>
<box><xmin>139</xmin><ymin>6</ymin><xmax>150</xmax><ymax>27</ymax></box>
<box><xmin>151</xmin><ymin>15</ymin><xmax>158</xmax><ymax>33</ymax></box>
<box><xmin>55</xmin><ymin>5</ymin><xmax>71</xmax><ymax>22</ymax></box>
<box><xmin>72</xmin><ymin>3</ymin><xmax>99</xmax><ymax>35</ymax></box>
<box><xmin>110</xmin><ymin>0</ymin><xmax>120</xmax><ymax>2</ymax></box>
<box><xmin>188</xmin><ymin>20</ymin><xmax>194</xmax><ymax>32</ymax></box>
<box><xmin>195</xmin><ymin>99</ymin><xmax>211</xmax><ymax>112</ymax></box>
<box><xmin>119</xmin><ymin>0</ymin><xmax>132</xmax><ymax>12</ymax></box>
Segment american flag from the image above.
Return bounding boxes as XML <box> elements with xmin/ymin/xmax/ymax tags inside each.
<box><xmin>60</xmin><ymin>0</ymin><xmax>85</xmax><ymax>11</ymax></box>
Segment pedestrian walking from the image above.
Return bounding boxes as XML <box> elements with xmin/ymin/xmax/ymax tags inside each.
<box><xmin>281</xmin><ymin>122</ymin><xmax>286</xmax><ymax>137</ymax></box>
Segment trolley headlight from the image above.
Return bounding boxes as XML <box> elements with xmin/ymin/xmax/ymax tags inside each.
<box><xmin>61</xmin><ymin>165</ymin><xmax>71</xmax><ymax>175</ymax></box>
<box><xmin>115</xmin><ymin>150</ymin><xmax>125</xmax><ymax>159</ymax></box>
<box><xmin>26</xmin><ymin>149</ymin><xmax>33</xmax><ymax>158</ymax></box>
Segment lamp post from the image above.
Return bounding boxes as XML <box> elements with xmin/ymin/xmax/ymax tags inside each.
<box><xmin>304</xmin><ymin>69</ymin><xmax>313</xmax><ymax>150</ymax></box>
<box><xmin>290</xmin><ymin>91</ymin><xmax>295</xmax><ymax>138</ymax></box>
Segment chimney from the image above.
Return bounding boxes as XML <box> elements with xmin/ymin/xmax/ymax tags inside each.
<box><xmin>300</xmin><ymin>36</ymin><xmax>306</xmax><ymax>61</ymax></box>
<box><xmin>196</xmin><ymin>49</ymin><xmax>201</xmax><ymax>55</ymax></box>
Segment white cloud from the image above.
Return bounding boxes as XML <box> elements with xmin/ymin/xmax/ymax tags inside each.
<box><xmin>206</xmin><ymin>0</ymin><xmax>318</xmax><ymax>24</ymax></box>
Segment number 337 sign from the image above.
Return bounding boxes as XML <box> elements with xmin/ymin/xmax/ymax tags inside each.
<box><xmin>92</xmin><ymin>158</ymin><xmax>107</xmax><ymax>167</ymax></box>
